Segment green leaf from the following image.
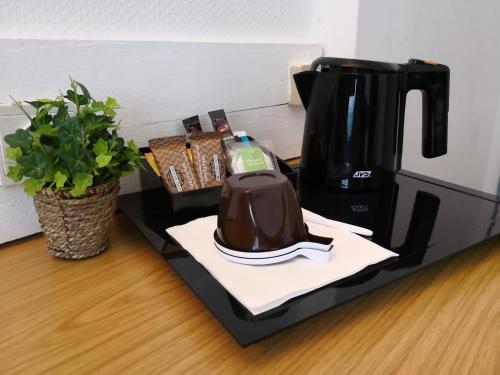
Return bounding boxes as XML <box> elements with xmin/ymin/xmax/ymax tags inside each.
<box><xmin>91</xmin><ymin>101</ymin><xmax>105</xmax><ymax>112</ymax></box>
<box><xmin>43</xmin><ymin>168</ymin><xmax>55</xmax><ymax>183</ymax></box>
<box><xmin>75</xmin><ymin>81</ymin><xmax>92</xmax><ymax>99</ymax></box>
<box><xmin>30</xmin><ymin>123</ymin><xmax>58</xmax><ymax>144</ymax></box>
<box><xmin>49</xmin><ymin>99</ymin><xmax>65</xmax><ymax>108</ymax></box>
<box><xmin>101</xmin><ymin>97</ymin><xmax>119</xmax><ymax>117</ymax></box>
<box><xmin>53</xmin><ymin>106</ymin><xmax>69</xmax><ymax>126</ymax></box>
<box><xmin>108</xmin><ymin>131</ymin><xmax>125</xmax><ymax>151</ymax></box>
<box><xmin>96</xmin><ymin>153</ymin><xmax>112</xmax><ymax>168</ymax></box>
<box><xmin>58</xmin><ymin>142</ymin><xmax>94</xmax><ymax>174</ymax></box>
<box><xmin>105</xmin><ymin>97</ymin><xmax>120</xmax><ymax>109</ymax></box>
<box><xmin>37</xmin><ymin>104</ymin><xmax>53</xmax><ymax>118</ymax></box>
<box><xmin>93</xmin><ymin>138</ymin><xmax>108</xmax><ymax>156</ymax></box>
<box><xmin>4</xmin><ymin>129</ymin><xmax>32</xmax><ymax>153</ymax></box>
<box><xmin>103</xmin><ymin>107</ymin><xmax>116</xmax><ymax>117</ymax></box>
<box><xmin>30</xmin><ymin>112</ymin><xmax>53</xmax><ymax>128</ymax></box>
<box><xmin>40</xmin><ymin>144</ymin><xmax>58</xmax><ymax>160</ymax></box>
<box><xmin>17</xmin><ymin>152</ymin><xmax>49</xmax><ymax>179</ymax></box>
<box><xmin>6</xmin><ymin>147</ymin><xmax>22</xmax><ymax>161</ymax></box>
<box><xmin>7</xmin><ymin>164</ymin><xmax>23</xmax><ymax>182</ymax></box>
<box><xmin>59</xmin><ymin>117</ymin><xmax>83</xmax><ymax>144</ymax></box>
<box><xmin>6</xmin><ymin>82</ymin><xmax>142</xmax><ymax>191</ymax></box>
<box><xmin>65</xmin><ymin>90</ymin><xmax>77</xmax><ymax>103</ymax></box>
<box><xmin>36</xmin><ymin>123</ymin><xmax>58</xmax><ymax>136</ymax></box>
<box><xmin>25</xmin><ymin>100</ymin><xmax>45</xmax><ymax>109</ymax></box>
<box><xmin>88</xmin><ymin>118</ymin><xmax>115</xmax><ymax>135</ymax></box>
<box><xmin>23</xmin><ymin>178</ymin><xmax>45</xmax><ymax>196</ymax></box>
<box><xmin>54</xmin><ymin>170</ymin><xmax>68</xmax><ymax>188</ymax></box>
<box><xmin>26</xmin><ymin>99</ymin><xmax>64</xmax><ymax>108</ymax></box>
<box><xmin>127</xmin><ymin>139</ymin><xmax>139</xmax><ymax>154</ymax></box>
<box><xmin>69</xmin><ymin>172</ymin><xmax>93</xmax><ymax>197</ymax></box>
<box><xmin>65</xmin><ymin>90</ymin><xmax>89</xmax><ymax>105</ymax></box>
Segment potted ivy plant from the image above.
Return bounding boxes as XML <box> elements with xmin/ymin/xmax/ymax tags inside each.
<box><xmin>5</xmin><ymin>79</ymin><xmax>142</xmax><ymax>259</ymax></box>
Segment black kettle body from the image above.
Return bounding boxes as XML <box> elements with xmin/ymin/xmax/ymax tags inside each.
<box><xmin>294</xmin><ymin>57</ymin><xmax>450</xmax><ymax>190</ymax></box>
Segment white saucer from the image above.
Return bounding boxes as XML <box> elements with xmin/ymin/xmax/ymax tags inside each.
<box><xmin>213</xmin><ymin>231</ymin><xmax>333</xmax><ymax>265</ymax></box>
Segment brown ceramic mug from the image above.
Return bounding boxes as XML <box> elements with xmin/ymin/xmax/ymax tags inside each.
<box><xmin>216</xmin><ymin>170</ymin><xmax>309</xmax><ymax>252</ymax></box>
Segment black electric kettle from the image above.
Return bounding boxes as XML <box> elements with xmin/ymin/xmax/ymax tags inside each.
<box><xmin>294</xmin><ymin>57</ymin><xmax>450</xmax><ymax>190</ymax></box>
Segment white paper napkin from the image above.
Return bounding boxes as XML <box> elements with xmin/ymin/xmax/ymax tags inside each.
<box><xmin>166</xmin><ymin>213</ymin><xmax>398</xmax><ymax>315</ymax></box>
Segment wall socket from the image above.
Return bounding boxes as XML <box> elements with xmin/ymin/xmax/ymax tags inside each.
<box><xmin>288</xmin><ymin>63</ymin><xmax>310</xmax><ymax>107</ymax></box>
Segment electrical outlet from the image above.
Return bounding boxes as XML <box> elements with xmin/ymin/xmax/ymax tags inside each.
<box><xmin>0</xmin><ymin>104</ymin><xmax>31</xmax><ymax>186</ymax></box>
<box><xmin>289</xmin><ymin>63</ymin><xmax>310</xmax><ymax>107</ymax></box>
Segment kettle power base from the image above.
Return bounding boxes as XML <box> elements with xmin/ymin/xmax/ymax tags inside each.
<box><xmin>118</xmin><ymin>169</ymin><xmax>500</xmax><ymax>347</ymax></box>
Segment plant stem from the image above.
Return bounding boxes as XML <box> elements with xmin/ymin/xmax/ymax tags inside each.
<box><xmin>70</xmin><ymin>77</ymin><xmax>80</xmax><ymax>117</ymax></box>
<box><xmin>9</xmin><ymin>95</ymin><xmax>32</xmax><ymax>121</ymax></box>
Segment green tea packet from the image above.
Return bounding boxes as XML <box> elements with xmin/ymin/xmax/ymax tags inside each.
<box><xmin>236</xmin><ymin>146</ymin><xmax>270</xmax><ymax>172</ymax></box>
<box><xmin>224</xmin><ymin>131</ymin><xmax>278</xmax><ymax>174</ymax></box>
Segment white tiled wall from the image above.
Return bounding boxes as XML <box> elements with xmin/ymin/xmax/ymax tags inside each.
<box><xmin>0</xmin><ymin>0</ymin><xmax>321</xmax><ymax>43</ymax></box>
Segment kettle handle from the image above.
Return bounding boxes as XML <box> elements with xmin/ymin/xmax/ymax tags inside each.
<box><xmin>310</xmin><ymin>57</ymin><xmax>350</xmax><ymax>71</ymax></box>
<box><xmin>405</xmin><ymin>59</ymin><xmax>450</xmax><ymax>158</ymax></box>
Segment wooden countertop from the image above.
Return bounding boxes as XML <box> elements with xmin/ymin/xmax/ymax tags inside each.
<box><xmin>1</xmin><ymin>213</ymin><xmax>498</xmax><ymax>374</ymax></box>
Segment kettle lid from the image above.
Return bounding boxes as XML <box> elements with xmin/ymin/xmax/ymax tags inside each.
<box><xmin>311</xmin><ymin>57</ymin><xmax>401</xmax><ymax>74</ymax></box>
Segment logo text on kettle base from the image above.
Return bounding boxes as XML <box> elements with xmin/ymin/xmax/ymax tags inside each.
<box><xmin>353</xmin><ymin>171</ymin><xmax>372</xmax><ymax>178</ymax></box>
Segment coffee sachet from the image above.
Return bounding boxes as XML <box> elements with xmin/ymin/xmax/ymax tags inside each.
<box><xmin>182</xmin><ymin>115</ymin><xmax>203</xmax><ymax>135</ymax></box>
<box><xmin>208</xmin><ymin>108</ymin><xmax>238</xmax><ymax>161</ymax></box>
<box><xmin>208</xmin><ymin>109</ymin><xmax>233</xmax><ymax>135</ymax></box>
<box><xmin>190</xmin><ymin>132</ymin><xmax>226</xmax><ymax>188</ymax></box>
<box><xmin>148</xmin><ymin>136</ymin><xmax>200</xmax><ymax>192</ymax></box>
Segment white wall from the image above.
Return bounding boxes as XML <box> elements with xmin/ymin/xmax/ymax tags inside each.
<box><xmin>355</xmin><ymin>0</ymin><xmax>500</xmax><ymax>196</ymax></box>
<box><xmin>317</xmin><ymin>0</ymin><xmax>359</xmax><ymax>58</ymax></box>
<box><xmin>0</xmin><ymin>0</ymin><xmax>320</xmax><ymax>43</ymax></box>
<box><xmin>0</xmin><ymin>0</ymin><xmax>325</xmax><ymax>244</ymax></box>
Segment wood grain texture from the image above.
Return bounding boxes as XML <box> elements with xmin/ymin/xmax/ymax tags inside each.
<box><xmin>0</xmin><ymin>214</ymin><xmax>498</xmax><ymax>374</ymax></box>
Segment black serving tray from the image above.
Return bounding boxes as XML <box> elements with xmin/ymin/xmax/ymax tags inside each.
<box><xmin>119</xmin><ymin>167</ymin><xmax>500</xmax><ymax>347</ymax></box>
<box><xmin>139</xmin><ymin>145</ymin><xmax>297</xmax><ymax>216</ymax></box>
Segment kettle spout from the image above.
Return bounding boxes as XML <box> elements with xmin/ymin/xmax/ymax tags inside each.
<box><xmin>293</xmin><ymin>71</ymin><xmax>318</xmax><ymax>109</ymax></box>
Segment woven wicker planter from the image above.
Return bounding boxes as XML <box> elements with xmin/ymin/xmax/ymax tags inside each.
<box><xmin>33</xmin><ymin>180</ymin><xmax>120</xmax><ymax>259</ymax></box>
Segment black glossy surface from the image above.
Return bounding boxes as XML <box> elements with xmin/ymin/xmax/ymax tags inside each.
<box><xmin>118</xmin><ymin>171</ymin><xmax>499</xmax><ymax>347</ymax></box>
<box><xmin>294</xmin><ymin>57</ymin><xmax>450</xmax><ymax>189</ymax></box>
